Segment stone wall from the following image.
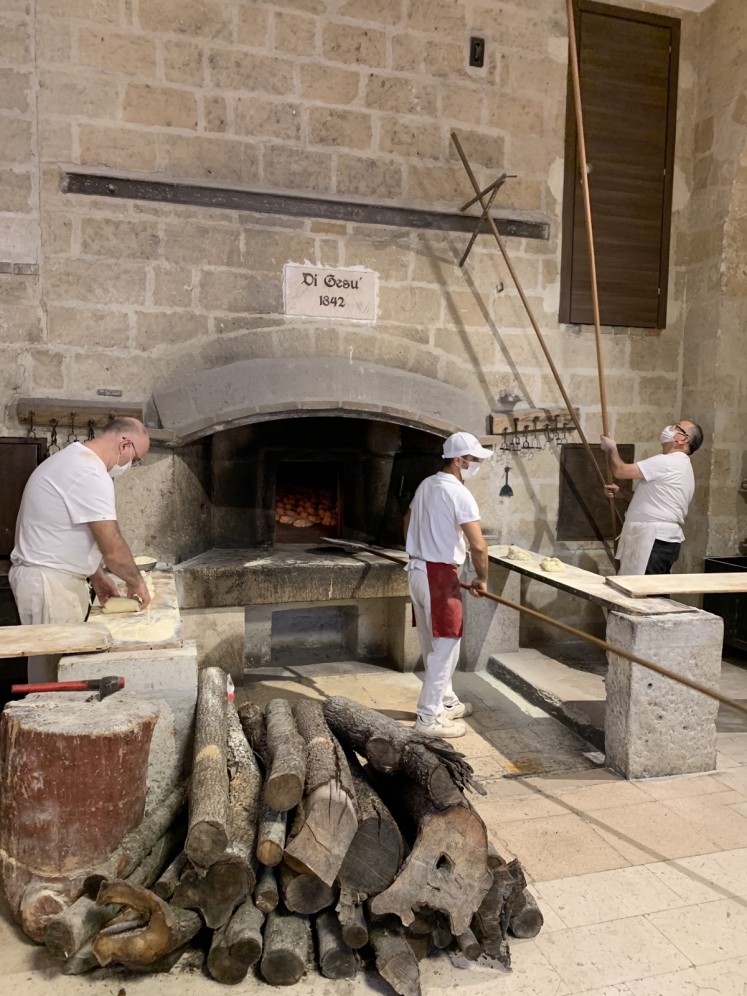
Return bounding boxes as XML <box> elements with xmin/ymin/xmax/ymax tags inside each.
<box><xmin>0</xmin><ymin>0</ymin><xmax>744</xmax><ymax>643</ymax></box>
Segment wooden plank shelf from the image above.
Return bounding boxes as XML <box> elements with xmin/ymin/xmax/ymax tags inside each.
<box><xmin>605</xmin><ymin>573</ymin><xmax>747</xmax><ymax>598</ymax></box>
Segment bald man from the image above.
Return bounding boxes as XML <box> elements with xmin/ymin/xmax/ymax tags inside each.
<box><xmin>601</xmin><ymin>419</ymin><xmax>704</xmax><ymax>576</ymax></box>
<box><xmin>10</xmin><ymin>417</ymin><xmax>152</xmax><ymax>680</ymax></box>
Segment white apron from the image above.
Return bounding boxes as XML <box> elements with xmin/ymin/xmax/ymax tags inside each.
<box><xmin>616</xmin><ymin>521</ymin><xmax>657</xmax><ymax>576</ymax></box>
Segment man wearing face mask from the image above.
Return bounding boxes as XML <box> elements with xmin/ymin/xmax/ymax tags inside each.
<box><xmin>10</xmin><ymin>417</ymin><xmax>152</xmax><ymax>681</ymax></box>
<box><xmin>403</xmin><ymin>431</ymin><xmax>491</xmax><ymax>738</ymax></box>
<box><xmin>600</xmin><ymin>420</ymin><xmax>704</xmax><ymax>576</ymax></box>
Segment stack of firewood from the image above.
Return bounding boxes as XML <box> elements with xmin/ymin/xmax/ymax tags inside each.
<box><xmin>42</xmin><ymin>668</ymin><xmax>542</xmax><ymax>990</ymax></box>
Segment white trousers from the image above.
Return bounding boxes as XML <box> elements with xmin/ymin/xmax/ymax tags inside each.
<box><xmin>9</xmin><ymin>565</ymin><xmax>90</xmax><ymax>682</ymax></box>
<box><xmin>408</xmin><ymin>568</ymin><xmax>461</xmax><ymax>725</ymax></box>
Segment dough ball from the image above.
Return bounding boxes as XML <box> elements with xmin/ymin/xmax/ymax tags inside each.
<box><xmin>102</xmin><ymin>596</ymin><xmax>141</xmax><ymax>614</ymax></box>
<box><xmin>540</xmin><ymin>557</ymin><xmax>565</xmax><ymax>573</ymax></box>
<box><xmin>507</xmin><ymin>546</ymin><xmax>532</xmax><ymax>561</ymax></box>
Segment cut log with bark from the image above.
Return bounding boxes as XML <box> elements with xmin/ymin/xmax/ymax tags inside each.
<box><xmin>186</xmin><ymin>667</ymin><xmax>230</xmax><ymax>869</ymax></box>
<box><xmin>283</xmin><ymin>700</ymin><xmax>357</xmax><ymax>886</ymax></box>
<box><xmin>369</xmin><ymin>913</ymin><xmax>421</xmax><ymax>996</ymax></box>
<box><xmin>45</xmin><ymin>822</ymin><xmax>185</xmax><ymax>961</ymax></box>
<box><xmin>315</xmin><ymin>908</ymin><xmax>357</xmax><ymax>979</ymax></box>
<box><xmin>0</xmin><ymin>694</ymin><xmax>159</xmax><ymax>941</ymax></box>
<box><xmin>369</xmin><ymin>783</ymin><xmax>492</xmax><ymax>936</ymax></box>
<box><xmin>262</xmin><ymin>698</ymin><xmax>307</xmax><ymax>812</ymax></box>
<box><xmin>337</xmin><ymin>757</ymin><xmax>403</xmax><ymax>899</ymax></box>
<box><xmin>256</xmin><ymin>804</ymin><xmax>286</xmax><ymax>867</ymax></box>
<box><xmin>455</xmin><ymin>926</ymin><xmax>481</xmax><ymax>960</ymax></box>
<box><xmin>207</xmin><ymin>897</ymin><xmax>264</xmax><ymax>984</ymax></box>
<box><xmin>153</xmin><ymin>852</ymin><xmax>188</xmax><ymax>901</ymax></box>
<box><xmin>172</xmin><ymin>855</ymin><xmax>250</xmax><ymax>930</ymax></box>
<box><xmin>237</xmin><ymin>701</ymin><xmax>269</xmax><ymax>768</ymax></box>
<box><xmin>278</xmin><ymin>861</ymin><xmax>335</xmax><ymax>915</ymax></box>
<box><xmin>260</xmin><ymin>908</ymin><xmax>311</xmax><ymax>987</ymax></box>
<box><xmin>509</xmin><ymin>887</ymin><xmax>544</xmax><ymax>938</ymax></box>
<box><xmin>322</xmin><ymin>696</ymin><xmax>484</xmax><ymax>803</ymax></box>
<box><xmin>224</xmin><ymin>701</ymin><xmax>262</xmax><ymax>890</ymax></box>
<box><xmin>336</xmin><ymin>887</ymin><xmax>368</xmax><ymax>949</ymax></box>
<box><xmin>254</xmin><ymin>863</ymin><xmax>279</xmax><ymax>915</ymax></box>
<box><xmin>470</xmin><ymin>844</ymin><xmax>526</xmax><ymax>967</ymax></box>
<box><xmin>91</xmin><ymin>881</ymin><xmax>202</xmax><ymax>967</ymax></box>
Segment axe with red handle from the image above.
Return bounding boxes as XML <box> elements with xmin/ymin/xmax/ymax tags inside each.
<box><xmin>11</xmin><ymin>676</ymin><xmax>125</xmax><ymax>700</ymax></box>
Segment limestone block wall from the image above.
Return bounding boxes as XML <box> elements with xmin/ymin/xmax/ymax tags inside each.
<box><xmin>679</xmin><ymin>0</ymin><xmax>747</xmax><ymax>565</ymax></box>
<box><xmin>0</xmin><ymin>0</ymin><xmax>743</xmax><ymax>640</ymax></box>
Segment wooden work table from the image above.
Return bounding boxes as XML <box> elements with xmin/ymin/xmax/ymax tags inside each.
<box><xmin>0</xmin><ymin>570</ymin><xmax>182</xmax><ymax>659</ymax></box>
<box><xmin>487</xmin><ymin>546</ymin><xmax>694</xmax><ymax>615</ymax></box>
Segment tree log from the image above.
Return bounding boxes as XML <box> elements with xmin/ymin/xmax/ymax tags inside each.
<box><xmin>470</xmin><ymin>844</ymin><xmax>526</xmax><ymax>967</ymax></box>
<box><xmin>315</xmin><ymin>908</ymin><xmax>357</xmax><ymax>979</ymax></box>
<box><xmin>254</xmin><ymin>863</ymin><xmax>279</xmax><ymax>915</ymax></box>
<box><xmin>262</xmin><ymin>698</ymin><xmax>306</xmax><ymax>812</ymax></box>
<box><xmin>455</xmin><ymin>926</ymin><xmax>481</xmax><ymax>960</ymax></box>
<box><xmin>278</xmin><ymin>861</ymin><xmax>335</xmax><ymax>915</ymax></box>
<box><xmin>322</xmin><ymin>696</ymin><xmax>483</xmax><ymax>801</ymax></box>
<box><xmin>336</xmin><ymin>886</ymin><xmax>368</xmax><ymax>949</ymax></box>
<box><xmin>153</xmin><ymin>852</ymin><xmax>188</xmax><ymax>901</ymax></box>
<box><xmin>172</xmin><ymin>855</ymin><xmax>249</xmax><ymax>929</ymax></box>
<box><xmin>91</xmin><ymin>881</ymin><xmax>202</xmax><ymax>967</ymax></box>
<box><xmin>369</xmin><ymin>783</ymin><xmax>491</xmax><ymax>937</ymax></box>
<box><xmin>337</xmin><ymin>757</ymin><xmax>403</xmax><ymax>899</ymax></box>
<box><xmin>256</xmin><ymin>804</ymin><xmax>286</xmax><ymax>867</ymax></box>
<box><xmin>45</xmin><ymin>822</ymin><xmax>184</xmax><ymax>960</ymax></box>
<box><xmin>260</xmin><ymin>908</ymin><xmax>311</xmax><ymax>987</ymax></box>
<box><xmin>207</xmin><ymin>897</ymin><xmax>264</xmax><ymax>984</ymax></box>
<box><xmin>283</xmin><ymin>700</ymin><xmax>357</xmax><ymax>886</ymax></box>
<box><xmin>509</xmin><ymin>887</ymin><xmax>544</xmax><ymax>938</ymax></box>
<box><xmin>237</xmin><ymin>701</ymin><xmax>269</xmax><ymax>769</ymax></box>
<box><xmin>224</xmin><ymin>701</ymin><xmax>261</xmax><ymax>891</ymax></box>
<box><xmin>186</xmin><ymin>667</ymin><xmax>229</xmax><ymax>869</ymax></box>
<box><xmin>369</xmin><ymin>913</ymin><xmax>421</xmax><ymax>996</ymax></box>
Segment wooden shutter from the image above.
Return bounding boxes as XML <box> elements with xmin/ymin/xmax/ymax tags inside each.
<box><xmin>559</xmin><ymin>0</ymin><xmax>680</xmax><ymax>329</ymax></box>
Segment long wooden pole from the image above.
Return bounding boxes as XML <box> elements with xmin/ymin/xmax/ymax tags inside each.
<box><xmin>565</xmin><ymin>0</ymin><xmax>617</xmax><ymax>542</ymax></box>
<box><xmin>324</xmin><ymin>539</ymin><xmax>747</xmax><ymax>720</ymax></box>
<box><xmin>450</xmin><ymin>131</ymin><xmax>622</xmax><ymax>556</ymax></box>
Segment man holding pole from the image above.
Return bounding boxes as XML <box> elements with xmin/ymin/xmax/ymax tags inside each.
<box><xmin>404</xmin><ymin>432</ymin><xmax>491</xmax><ymax>738</ymax></box>
<box><xmin>601</xmin><ymin>420</ymin><xmax>703</xmax><ymax>576</ymax></box>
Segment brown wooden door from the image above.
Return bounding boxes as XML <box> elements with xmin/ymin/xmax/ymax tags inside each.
<box><xmin>560</xmin><ymin>0</ymin><xmax>680</xmax><ymax>329</ymax></box>
<box><xmin>0</xmin><ymin>438</ymin><xmax>48</xmax><ymax>557</ymax></box>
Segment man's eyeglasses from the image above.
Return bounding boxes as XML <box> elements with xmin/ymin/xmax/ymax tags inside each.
<box><xmin>673</xmin><ymin>423</ymin><xmax>689</xmax><ymax>438</ymax></box>
<box><xmin>127</xmin><ymin>439</ymin><xmax>142</xmax><ymax>465</ymax></box>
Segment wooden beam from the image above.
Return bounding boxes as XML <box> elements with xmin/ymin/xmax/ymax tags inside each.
<box><xmin>62</xmin><ymin>172</ymin><xmax>550</xmax><ymax>241</ymax></box>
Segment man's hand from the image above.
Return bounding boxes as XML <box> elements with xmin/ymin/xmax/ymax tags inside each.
<box><xmin>469</xmin><ymin>577</ymin><xmax>487</xmax><ymax>597</ymax></box>
<box><xmin>603</xmin><ymin>483</ymin><xmax>619</xmax><ymax>499</ymax></box>
<box><xmin>600</xmin><ymin>435</ymin><xmax>616</xmax><ymax>453</ymax></box>
<box><xmin>127</xmin><ymin>576</ymin><xmax>151</xmax><ymax>610</ymax></box>
<box><xmin>89</xmin><ymin>568</ymin><xmax>119</xmax><ymax>606</ymax></box>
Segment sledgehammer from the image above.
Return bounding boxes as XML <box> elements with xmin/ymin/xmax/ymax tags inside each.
<box><xmin>11</xmin><ymin>676</ymin><xmax>125</xmax><ymax>700</ymax></box>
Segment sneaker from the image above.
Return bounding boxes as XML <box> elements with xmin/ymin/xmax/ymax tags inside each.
<box><xmin>414</xmin><ymin>716</ymin><xmax>467</xmax><ymax>739</ymax></box>
<box><xmin>440</xmin><ymin>699</ymin><xmax>473</xmax><ymax>720</ymax></box>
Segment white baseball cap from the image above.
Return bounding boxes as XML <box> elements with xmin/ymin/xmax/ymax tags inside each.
<box><xmin>442</xmin><ymin>431</ymin><xmax>493</xmax><ymax>459</ymax></box>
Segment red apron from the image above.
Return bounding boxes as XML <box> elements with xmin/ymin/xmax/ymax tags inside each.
<box><xmin>415</xmin><ymin>562</ymin><xmax>463</xmax><ymax>638</ymax></box>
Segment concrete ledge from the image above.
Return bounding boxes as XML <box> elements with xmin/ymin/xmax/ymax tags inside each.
<box><xmin>487</xmin><ymin>650</ymin><xmax>605</xmax><ymax>752</ymax></box>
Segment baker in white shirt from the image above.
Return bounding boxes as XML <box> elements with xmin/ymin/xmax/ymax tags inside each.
<box><xmin>600</xmin><ymin>419</ymin><xmax>704</xmax><ymax>576</ymax></box>
<box><xmin>404</xmin><ymin>431</ymin><xmax>491</xmax><ymax>739</ymax></box>
<box><xmin>10</xmin><ymin>417</ymin><xmax>152</xmax><ymax>681</ymax></box>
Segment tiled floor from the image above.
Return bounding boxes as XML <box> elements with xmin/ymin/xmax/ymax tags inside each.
<box><xmin>2</xmin><ymin>663</ymin><xmax>747</xmax><ymax>995</ymax></box>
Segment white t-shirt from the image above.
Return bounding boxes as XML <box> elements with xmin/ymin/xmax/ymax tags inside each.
<box><xmin>11</xmin><ymin>442</ymin><xmax>117</xmax><ymax>576</ymax></box>
<box><xmin>406</xmin><ymin>471</ymin><xmax>481</xmax><ymax>568</ymax></box>
<box><xmin>625</xmin><ymin>451</ymin><xmax>694</xmax><ymax>543</ymax></box>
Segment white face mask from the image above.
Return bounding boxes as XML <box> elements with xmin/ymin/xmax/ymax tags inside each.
<box><xmin>659</xmin><ymin>425</ymin><xmax>677</xmax><ymax>444</ymax></box>
<box><xmin>109</xmin><ymin>460</ymin><xmax>132</xmax><ymax>479</ymax></box>
<box><xmin>460</xmin><ymin>460</ymin><xmax>481</xmax><ymax>480</ymax></box>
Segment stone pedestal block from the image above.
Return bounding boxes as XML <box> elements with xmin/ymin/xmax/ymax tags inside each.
<box><xmin>180</xmin><ymin>606</ymin><xmax>246</xmax><ymax>679</ymax></box>
<box><xmin>605</xmin><ymin>609</ymin><xmax>722</xmax><ymax>779</ymax></box>
<box><xmin>460</xmin><ymin>562</ymin><xmax>521</xmax><ymax>672</ymax></box>
<box><xmin>387</xmin><ymin>596</ymin><xmax>421</xmax><ymax>672</ymax></box>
